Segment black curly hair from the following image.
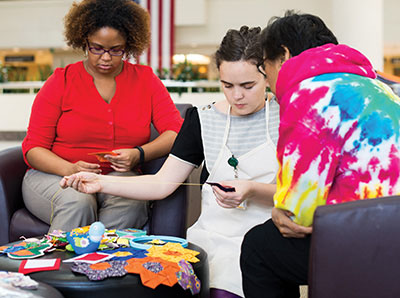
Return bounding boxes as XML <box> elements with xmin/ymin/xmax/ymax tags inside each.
<box><xmin>64</xmin><ymin>0</ymin><xmax>150</xmax><ymax>58</ymax></box>
<box><xmin>215</xmin><ymin>26</ymin><xmax>263</xmax><ymax>69</ymax></box>
<box><xmin>261</xmin><ymin>10</ymin><xmax>338</xmax><ymax>61</ymax></box>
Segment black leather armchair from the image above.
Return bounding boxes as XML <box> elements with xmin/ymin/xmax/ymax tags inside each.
<box><xmin>308</xmin><ymin>195</ymin><xmax>400</xmax><ymax>298</ymax></box>
<box><xmin>0</xmin><ymin>103</ymin><xmax>192</xmax><ymax>245</ymax></box>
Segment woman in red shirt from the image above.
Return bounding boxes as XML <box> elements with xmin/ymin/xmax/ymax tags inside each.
<box><xmin>21</xmin><ymin>0</ymin><xmax>183</xmax><ymax>232</ymax></box>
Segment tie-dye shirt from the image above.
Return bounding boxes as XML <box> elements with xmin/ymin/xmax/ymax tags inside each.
<box><xmin>274</xmin><ymin>44</ymin><xmax>400</xmax><ymax>226</ymax></box>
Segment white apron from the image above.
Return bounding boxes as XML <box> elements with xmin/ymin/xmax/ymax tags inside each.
<box><xmin>187</xmin><ymin>101</ymin><xmax>279</xmax><ymax>297</ymax></box>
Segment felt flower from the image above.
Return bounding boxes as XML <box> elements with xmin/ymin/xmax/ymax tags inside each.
<box><xmin>75</xmin><ymin>237</ymin><xmax>90</xmax><ymax>248</ymax></box>
<box><xmin>124</xmin><ymin>256</ymin><xmax>180</xmax><ymax>289</ymax></box>
<box><xmin>146</xmin><ymin>242</ymin><xmax>200</xmax><ymax>263</ymax></box>
<box><xmin>70</xmin><ymin>260</ymin><xmax>128</xmax><ymax>281</ymax></box>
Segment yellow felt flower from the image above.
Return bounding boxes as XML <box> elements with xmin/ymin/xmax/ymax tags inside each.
<box><xmin>146</xmin><ymin>242</ymin><xmax>200</xmax><ymax>263</ymax></box>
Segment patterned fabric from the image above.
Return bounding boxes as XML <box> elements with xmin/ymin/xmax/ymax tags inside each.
<box><xmin>274</xmin><ymin>43</ymin><xmax>400</xmax><ymax>226</ymax></box>
<box><xmin>124</xmin><ymin>256</ymin><xmax>180</xmax><ymax>289</ymax></box>
<box><xmin>70</xmin><ymin>260</ymin><xmax>128</xmax><ymax>281</ymax></box>
<box><xmin>176</xmin><ymin>259</ymin><xmax>201</xmax><ymax>295</ymax></box>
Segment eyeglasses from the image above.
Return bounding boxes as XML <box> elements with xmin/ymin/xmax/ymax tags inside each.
<box><xmin>257</xmin><ymin>61</ymin><xmax>267</xmax><ymax>77</ymax></box>
<box><xmin>87</xmin><ymin>42</ymin><xmax>125</xmax><ymax>57</ymax></box>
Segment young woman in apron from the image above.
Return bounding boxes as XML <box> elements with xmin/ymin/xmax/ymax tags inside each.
<box><xmin>61</xmin><ymin>26</ymin><xmax>280</xmax><ymax>298</ymax></box>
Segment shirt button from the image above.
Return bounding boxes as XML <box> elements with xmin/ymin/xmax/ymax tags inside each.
<box><xmin>108</xmin><ymin>121</ymin><xmax>113</xmax><ymax>125</ymax></box>
<box><xmin>108</xmin><ymin>109</ymin><xmax>112</xmax><ymax>113</ymax></box>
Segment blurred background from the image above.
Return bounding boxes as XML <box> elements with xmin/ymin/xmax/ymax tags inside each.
<box><xmin>0</xmin><ymin>0</ymin><xmax>399</xmax><ymax>149</ymax></box>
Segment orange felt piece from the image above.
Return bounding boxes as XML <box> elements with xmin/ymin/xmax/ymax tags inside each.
<box><xmin>12</xmin><ymin>250</ymin><xmax>35</xmax><ymax>256</ymax></box>
<box><xmin>88</xmin><ymin>151</ymin><xmax>118</xmax><ymax>162</ymax></box>
<box><xmin>125</xmin><ymin>257</ymin><xmax>179</xmax><ymax>289</ymax></box>
<box><xmin>90</xmin><ymin>262</ymin><xmax>112</xmax><ymax>271</ymax></box>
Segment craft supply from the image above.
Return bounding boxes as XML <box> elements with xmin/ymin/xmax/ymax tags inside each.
<box><xmin>206</xmin><ymin>182</ymin><xmax>235</xmax><ymax>192</ymax></box>
<box><xmin>71</xmin><ymin>260</ymin><xmax>128</xmax><ymax>281</ymax></box>
<box><xmin>66</xmin><ymin>222</ymin><xmax>105</xmax><ymax>254</ymax></box>
<box><xmin>89</xmin><ymin>222</ymin><xmax>105</xmax><ymax>242</ymax></box>
<box><xmin>63</xmin><ymin>252</ymin><xmax>114</xmax><ymax>264</ymax></box>
<box><xmin>18</xmin><ymin>258</ymin><xmax>61</xmax><ymax>274</ymax></box>
<box><xmin>176</xmin><ymin>259</ymin><xmax>201</xmax><ymax>295</ymax></box>
<box><xmin>5</xmin><ymin>241</ymin><xmax>53</xmax><ymax>260</ymax></box>
<box><xmin>130</xmin><ymin>235</ymin><xmax>188</xmax><ymax>250</ymax></box>
<box><xmin>146</xmin><ymin>242</ymin><xmax>200</xmax><ymax>263</ymax></box>
<box><xmin>124</xmin><ymin>257</ymin><xmax>180</xmax><ymax>289</ymax></box>
<box><xmin>88</xmin><ymin>151</ymin><xmax>118</xmax><ymax>162</ymax></box>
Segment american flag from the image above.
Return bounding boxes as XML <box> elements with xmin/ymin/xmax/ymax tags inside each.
<box><xmin>135</xmin><ymin>0</ymin><xmax>175</xmax><ymax>76</ymax></box>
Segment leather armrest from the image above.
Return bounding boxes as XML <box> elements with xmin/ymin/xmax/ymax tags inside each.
<box><xmin>0</xmin><ymin>146</ymin><xmax>27</xmax><ymax>244</ymax></box>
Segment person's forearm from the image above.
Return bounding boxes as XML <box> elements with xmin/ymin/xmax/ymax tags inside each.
<box><xmin>98</xmin><ymin>174</ymin><xmax>174</xmax><ymax>200</ymax></box>
<box><xmin>140</xmin><ymin>130</ymin><xmax>177</xmax><ymax>162</ymax></box>
<box><xmin>26</xmin><ymin>147</ymin><xmax>75</xmax><ymax>176</ymax></box>
<box><xmin>248</xmin><ymin>181</ymin><xmax>276</xmax><ymax>206</ymax></box>
<box><xmin>98</xmin><ymin>155</ymin><xmax>194</xmax><ymax>200</ymax></box>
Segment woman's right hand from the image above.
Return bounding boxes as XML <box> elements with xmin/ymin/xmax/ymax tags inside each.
<box><xmin>73</xmin><ymin>160</ymin><xmax>102</xmax><ymax>174</ymax></box>
<box><xmin>60</xmin><ymin>172</ymin><xmax>101</xmax><ymax>194</ymax></box>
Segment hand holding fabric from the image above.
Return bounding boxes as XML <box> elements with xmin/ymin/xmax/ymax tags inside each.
<box><xmin>60</xmin><ymin>172</ymin><xmax>102</xmax><ymax>194</ymax></box>
<box><xmin>271</xmin><ymin>207</ymin><xmax>312</xmax><ymax>238</ymax></box>
<box><xmin>104</xmin><ymin>148</ymin><xmax>140</xmax><ymax>172</ymax></box>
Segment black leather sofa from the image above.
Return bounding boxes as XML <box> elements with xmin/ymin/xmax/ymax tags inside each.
<box><xmin>309</xmin><ymin>195</ymin><xmax>400</xmax><ymax>298</ymax></box>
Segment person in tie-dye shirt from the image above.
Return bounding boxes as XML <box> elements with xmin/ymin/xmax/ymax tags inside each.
<box><xmin>240</xmin><ymin>10</ymin><xmax>400</xmax><ymax>298</ymax></box>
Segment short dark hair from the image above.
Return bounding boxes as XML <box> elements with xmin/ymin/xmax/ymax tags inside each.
<box><xmin>261</xmin><ymin>10</ymin><xmax>338</xmax><ymax>61</ymax></box>
<box><xmin>215</xmin><ymin>26</ymin><xmax>263</xmax><ymax>69</ymax></box>
<box><xmin>64</xmin><ymin>0</ymin><xmax>150</xmax><ymax>58</ymax></box>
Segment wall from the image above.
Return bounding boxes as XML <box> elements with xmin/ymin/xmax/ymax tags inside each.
<box><xmin>0</xmin><ymin>0</ymin><xmax>73</xmax><ymax>49</ymax></box>
<box><xmin>175</xmin><ymin>0</ymin><xmax>332</xmax><ymax>56</ymax></box>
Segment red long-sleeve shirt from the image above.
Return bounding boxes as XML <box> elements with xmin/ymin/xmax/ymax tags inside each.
<box><xmin>22</xmin><ymin>61</ymin><xmax>183</xmax><ymax>174</ymax></box>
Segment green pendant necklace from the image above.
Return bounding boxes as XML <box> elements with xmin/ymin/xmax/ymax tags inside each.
<box><xmin>227</xmin><ymin>155</ymin><xmax>239</xmax><ymax>179</ymax></box>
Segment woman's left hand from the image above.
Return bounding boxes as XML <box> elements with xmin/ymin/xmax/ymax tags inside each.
<box><xmin>212</xmin><ymin>180</ymin><xmax>254</xmax><ymax>208</ymax></box>
<box><xmin>104</xmin><ymin>148</ymin><xmax>140</xmax><ymax>172</ymax></box>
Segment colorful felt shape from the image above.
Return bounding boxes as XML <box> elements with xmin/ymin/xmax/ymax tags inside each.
<box><xmin>7</xmin><ymin>242</ymin><xmax>53</xmax><ymax>260</ymax></box>
<box><xmin>0</xmin><ymin>243</ymin><xmax>26</xmax><ymax>254</ymax></box>
<box><xmin>66</xmin><ymin>233</ymin><xmax>100</xmax><ymax>255</ymax></box>
<box><xmin>88</xmin><ymin>151</ymin><xmax>118</xmax><ymax>162</ymax></box>
<box><xmin>70</xmin><ymin>226</ymin><xmax>91</xmax><ymax>235</ymax></box>
<box><xmin>176</xmin><ymin>259</ymin><xmax>201</xmax><ymax>295</ymax></box>
<box><xmin>124</xmin><ymin>257</ymin><xmax>180</xmax><ymax>289</ymax></box>
<box><xmin>146</xmin><ymin>242</ymin><xmax>200</xmax><ymax>263</ymax></box>
<box><xmin>19</xmin><ymin>258</ymin><xmax>61</xmax><ymax>274</ymax></box>
<box><xmin>63</xmin><ymin>252</ymin><xmax>114</xmax><ymax>264</ymax></box>
<box><xmin>130</xmin><ymin>235</ymin><xmax>188</xmax><ymax>250</ymax></box>
<box><xmin>70</xmin><ymin>260</ymin><xmax>128</xmax><ymax>281</ymax></box>
<box><xmin>66</xmin><ymin>222</ymin><xmax>105</xmax><ymax>254</ymax></box>
<box><xmin>45</xmin><ymin>234</ymin><xmax>68</xmax><ymax>249</ymax></box>
<box><xmin>102</xmin><ymin>247</ymin><xmax>147</xmax><ymax>261</ymax></box>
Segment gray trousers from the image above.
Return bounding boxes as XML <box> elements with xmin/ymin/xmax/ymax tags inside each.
<box><xmin>22</xmin><ymin>169</ymin><xmax>149</xmax><ymax>233</ymax></box>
